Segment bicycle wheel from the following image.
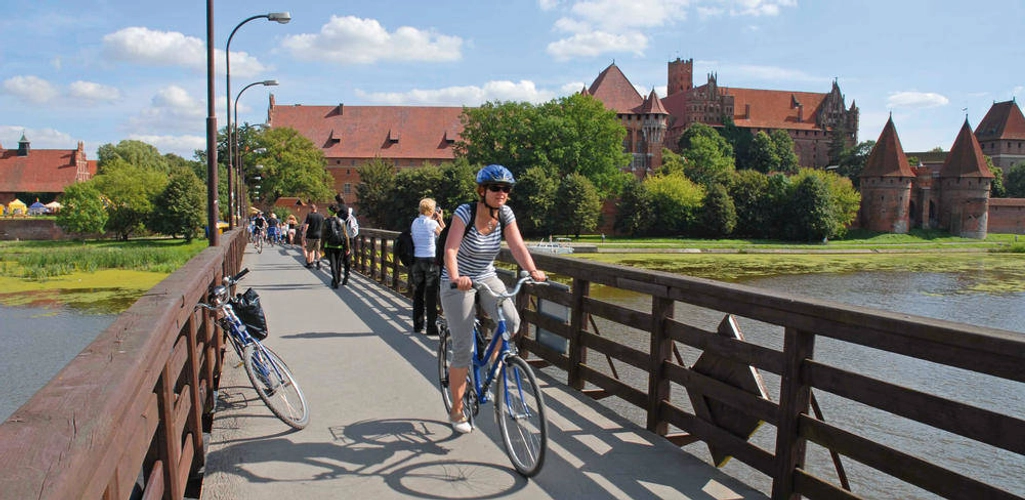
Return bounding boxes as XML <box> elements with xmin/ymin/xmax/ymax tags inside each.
<box><xmin>256</xmin><ymin>235</ymin><xmax>263</xmax><ymax>254</ymax></box>
<box><xmin>242</xmin><ymin>343</ymin><xmax>310</xmax><ymax>429</ymax></box>
<box><xmin>495</xmin><ymin>355</ymin><xmax>547</xmax><ymax>477</ymax></box>
<box><xmin>438</xmin><ymin>325</ymin><xmax>456</xmax><ymax>413</ymax></box>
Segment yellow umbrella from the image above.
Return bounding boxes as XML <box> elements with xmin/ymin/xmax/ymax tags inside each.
<box><xmin>6</xmin><ymin>199</ymin><xmax>27</xmax><ymax>215</ymax></box>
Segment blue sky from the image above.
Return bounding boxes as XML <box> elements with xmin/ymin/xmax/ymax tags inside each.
<box><xmin>1</xmin><ymin>0</ymin><xmax>1022</xmax><ymax>160</ymax></box>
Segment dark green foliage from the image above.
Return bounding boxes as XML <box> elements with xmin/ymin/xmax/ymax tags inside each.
<box><xmin>354</xmin><ymin>158</ymin><xmax>397</xmax><ymax>228</ymax></box>
<box><xmin>769</xmin><ymin>129</ymin><xmax>799</xmax><ymax>174</ymax></box>
<box><xmin>988</xmin><ymin>161</ymin><xmax>1005</xmax><ymax>198</ymax></box>
<box><xmin>784</xmin><ymin>174</ymin><xmax>836</xmax><ymax>241</ymax></box>
<box><xmin>698</xmin><ymin>183</ymin><xmax>737</xmax><ymax>238</ymax></box>
<box><xmin>835</xmin><ymin>140</ymin><xmax>875</xmax><ymax>188</ymax></box>
<box><xmin>56</xmin><ymin>182</ymin><xmax>108</xmax><ymax>237</ymax></box>
<box><xmin>747</xmin><ymin>131</ymin><xmax>780</xmax><ymax>174</ymax></box>
<box><xmin>93</xmin><ymin>162</ymin><xmax>167</xmax><ymax>241</ymax></box>
<box><xmin>553</xmin><ymin>173</ymin><xmax>601</xmax><ymax>237</ymax></box>
<box><xmin>151</xmin><ymin>167</ymin><xmax>206</xmax><ymax>242</ymax></box>
<box><xmin>1006</xmin><ymin>162</ymin><xmax>1025</xmax><ymax>197</ymax></box>
<box><xmin>614</xmin><ymin>179</ymin><xmax>655</xmax><ymax>237</ymax></box>
<box><xmin>729</xmin><ymin>169</ymin><xmax>771</xmax><ymax>238</ymax></box>
<box><xmin>508</xmin><ymin>166</ymin><xmax>558</xmax><ymax>237</ymax></box>
<box><xmin>249</xmin><ymin>127</ymin><xmax>333</xmax><ymax>206</ymax></box>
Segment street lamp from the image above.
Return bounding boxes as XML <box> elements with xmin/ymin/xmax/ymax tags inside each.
<box><xmin>234</xmin><ymin>80</ymin><xmax>277</xmax><ymax>222</ymax></box>
<box><xmin>225</xmin><ymin>11</ymin><xmax>290</xmax><ymax>228</ymax></box>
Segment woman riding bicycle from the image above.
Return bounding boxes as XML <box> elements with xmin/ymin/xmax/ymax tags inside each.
<box><xmin>440</xmin><ymin>164</ymin><xmax>546</xmax><ymax>434</ymax></box>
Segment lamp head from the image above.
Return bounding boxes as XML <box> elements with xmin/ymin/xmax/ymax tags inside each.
<box><xmin>268</xmin><ymin>12</ymin><xmax>291</xmax><ymax>24</ymax></box>
<box><xmin>261</xmin><ymin>80</ymin><xmax>279</xmax><ymax>87</ymax></box>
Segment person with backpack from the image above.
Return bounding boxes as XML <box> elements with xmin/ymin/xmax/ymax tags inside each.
<box><xmin>439</xmin><ymin>164</ymin><xmax>547</xmax><ymax>434</ymax></box>
<box><xmin>301</xmin><ymin>204</ymin><xmax>324</xmax><ymax>269</ymax></box>
<box><xmin>410</xmin><ymin>198</ymin><xmax>445</xmax><ymax>335</ymax></box>
<box><xmin>321</xmin><ymin>204</ymin><xmax>351</xmax><ymax>288</ymax></box>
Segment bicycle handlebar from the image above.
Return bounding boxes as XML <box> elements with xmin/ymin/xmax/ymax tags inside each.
<box><xmin>449</xmin><ymin>271</ymin><xmax>548</xmax><ymax>299</ymax></box>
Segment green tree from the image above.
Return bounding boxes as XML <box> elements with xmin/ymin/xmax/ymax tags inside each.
<box><xmin>508</xmin><ymin>166</ymin><xmax>558</xmax><ymax>237</ymax></box>
<box><xmin>456</xmin><ymin>94</ymin><xmax>630</xmax><ymax>197</ymax></box>
<box><xmin>720</xmin><ymin>117</ymin><xmax>753</xmax><ymax>169</ymax></box>
<box><xmin>729</xmin><ymin>169</ymin><xmax>770</xmax><ymax>238</ymax></box>
<box><xmin>677</xmin><ymin>132</ymin><xmax>736</xmax><ymax>187</ymax></box>
<box><xmin>784</xmin><ymin>174</ymin><xmax>836</xmax><ymax>241</ymax></box>
<box><xmin>986</xmin><ymin>158</ymin><xmax>1005</xmax><ymax>197</ymax></box>
<box><xmin>434</xmin><ymin>159</ymin><xmax>478</xmax><ymax>213</ymax></box>
<box><xmin>698</xmin><ymin>183</ymin><xmax>737</xmax><ymax>238</ymax></box>
<box><xmin>249</xmin><ymin>127</ymin><xmax>333</xmax><ymax>206</ymax></box>
<box><xmin>828</xmin><ymin>122</ymin><xmax>849</xmax><ymax>166</ymax></box>
<box><xmin>748</xmin><ymin>131</ymin><xmax>780</xmax><ymax>173</ymax></box>
<box><xmin>386</xmin><ymin>165</ymin><xmax>445</xmax><ymax>230</ymax></box>
<box><xmin>788</xmin><ymin>168</ymin><xmax>860</xmax><ymax>240</ymax></box>
<box><xmin>93</xmin><ymin>163</ymin><xmax>167</xmax><ymax>240</ymax></box>
<box><xmin>56</xmin><ymin>181</ymin><xmax>107</xmax><ymax>237</ymax></box>
<box><xmin>97</xmin><ymin>140</ymin><xmax>171</xmax><ymax>174</ymax></box>
<box><xmin>1005</xmin><ymin>162</ymin><xmax>1025</xmax><ymax>197</ymax></box>
<box><xmin>769</xmin><ymin>129</ymin><xmax>799</xmax><ymax>174</ymax></box>
<box><xmin>355</xmin><ymin>158</ymin><xmax>397</xmax><ymax>227</ymax></box>
<box><xmin>763</xmin><ymin>173</ymin><xmax>793</xmax><ymax>239</ymax></box>
<box><xmin>614</xmin><ymin>179</ymin><xmax>655</xmax><ymax>237</ymax></box>
<box><xmin>678</xmin><ymin>123</ymin><xmax>734</xmax><ymax>157</ymax></box>
<box><xmin>151</xmin><ymin>166</ymin><xmax>206</xmax><ymax>241</ymax></box>
<box><xmin>552</xmin><ymin>173</ymin><xmax>601</xmax><ymax>237</ymax></box>
<box><xmin>644</xmin><ymin>174</ymin><xmax>705</xmax><ymax>236</ymax></box>
<box><xmin>836</xmin><ymin>140</ymin><xmax>875</xmax><ymax>188</ymax></box>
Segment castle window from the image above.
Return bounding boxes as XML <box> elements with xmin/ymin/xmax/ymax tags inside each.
<box><xmin>343</xmin><ymin>183</ymin><xmax>352</xmax><ymax>194</ymax></box>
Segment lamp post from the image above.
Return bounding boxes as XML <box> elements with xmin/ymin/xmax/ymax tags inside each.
<box><xmin>205</xmin><ymin>0</ymin><xmax>218</xmax><ymax>247</ymax></box>
<box><xmin>225</xmin><ymin>11</ymin><xmax>290</xmax><ymax>229</ymax></box>
<box><xmin>234</xmin><ymin>80</ymin><xmax>277</xmax><ymax>222</ymax></box>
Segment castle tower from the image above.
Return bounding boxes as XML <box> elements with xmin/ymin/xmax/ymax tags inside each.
<box><xmin>974</xmin><ymin>98</ymin><xmax>1025</xmax><ymax>169</ymax></box>
<box><xmin>859</xmin><ymin>116</ymin><xmax>915</xmax><ymax>233</ymax></box>
<box><xmin>667</xmin><ymin>58</ymin><xmax>693</xmax><ymax>97</ymax></box>
<box><xmin>637</xmin><ymin>89</ymin><xmax>669</xmax><ymax>178</ymax></box>
<box><xmin>938</xmin><ymin>118</ymin><xmax>994</xmax><ymax>239</ymax></box>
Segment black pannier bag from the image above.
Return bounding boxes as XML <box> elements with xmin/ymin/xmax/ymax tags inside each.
<box><xmin>233</xmin><ymin>287</ymin><xmax>269</xmax><ymax>340</ymax></box>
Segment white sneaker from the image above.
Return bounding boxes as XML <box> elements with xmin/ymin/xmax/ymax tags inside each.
<box><xmin>450</xmin><ymin>414</ymin><xmax>472</xmax><ymax>434</ymax></box>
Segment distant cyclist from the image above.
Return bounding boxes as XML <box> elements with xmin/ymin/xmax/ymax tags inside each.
<box><xmin>439</xmin><ymin>164</ymin><xmax>546</xmax><ymax>433</ymax></box>
<box><xmin>252</xmin><ymin>212</ymin><xmax>267</xmax><ymax>241</ymax></box>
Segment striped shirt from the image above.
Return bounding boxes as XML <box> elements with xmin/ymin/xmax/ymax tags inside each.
<box><xmin>411</xmin><ymin>215</ymin><xmax>439</xmax><ymax>258</ymax></box>
<box><xmin>440</xmin><ymin>203</ymin><xmax>515</xmax><ymax>282</ymax></box>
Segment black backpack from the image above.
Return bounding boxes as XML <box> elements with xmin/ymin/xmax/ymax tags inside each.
<box><xmin>435</xmin><ymin>203</ymin><xmax>505</xmax><ymax>266</ymax></box>
<box><xmin>395</xmin><ymin>226</ymin><xmax>415</xmax><ymax>267</ymax></box>
<box><xmin>233</xmin><ymin>288</ymin><xmax>268</xmax><ymax>340</ymax></box>
<box><xmin>325</xmin><ymin>216</ymin><xmax>347</xmax><ymax>247</ymax></box>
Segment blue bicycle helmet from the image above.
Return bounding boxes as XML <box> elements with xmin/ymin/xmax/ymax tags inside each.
<box><xmin>476</xmin><ymin>164</ymin><xmax>516</xmax><ymax>185</ymax></box>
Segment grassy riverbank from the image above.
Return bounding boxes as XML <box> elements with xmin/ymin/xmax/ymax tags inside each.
<box><xmin>0</xmin><ymin>238</ymin><xmax>207</xmax><ymax>313</ymax></box>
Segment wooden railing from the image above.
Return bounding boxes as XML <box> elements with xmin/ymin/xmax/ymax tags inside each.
<box><xmin>0</xmin><ymin>230</ymin><xmax>247</xmax><ymax>499</ymax></box>
<box><xmin>354</xmin><ymin>228</ymin><xmax>1025</xmax><ymax>500</ymax></box>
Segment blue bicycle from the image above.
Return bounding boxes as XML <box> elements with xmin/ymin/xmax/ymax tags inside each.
<box><xmin>198</xmin><ymin>268</ymin><xmax>309</xmax><ymax>430</ymax></box>
<box><xmin>437</xmin><ymin>272</ymin><xmax>549</xmax><ymax>477</ymax></box>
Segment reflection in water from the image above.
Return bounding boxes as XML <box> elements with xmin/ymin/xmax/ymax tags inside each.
<box><xmin>574</xmin><ymin>269</ymin><xmax>1025</xmax><ymax>499</ymax></box>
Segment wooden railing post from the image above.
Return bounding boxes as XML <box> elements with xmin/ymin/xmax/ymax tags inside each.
<box><xmin>772</xmin><ymin>327</ymin><xmax>815</xmax><ymax>500</ymax></box>
<box><xmin>184</xmin><ymin>316</ymin><xmax>205</xmax><ymax>470</ymax></box>
<box><xmin>646</xmin><ymin>296</ymin><xmax>674</xmax><ymax>435</ymax></box>
<box><xmin>567</xmin><ymin>278</ymin><xmax>589</xmax><ymax>390</ymax></box>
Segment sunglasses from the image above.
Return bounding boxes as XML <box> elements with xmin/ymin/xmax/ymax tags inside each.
<box><xmin>486</xmin><ymin>184</ymin><xmax>512</xmax><ymax>193</ymax></box>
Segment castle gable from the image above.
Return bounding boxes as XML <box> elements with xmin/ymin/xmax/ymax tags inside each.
<box><xmin>861</xmin><ymin>117</ymin><xmax>914</xmax><ymax>178</ymax></box>
<box><xmin>940</xmin><ymin>119</ymin><xmax>994</xmax><ymax>178</ymax></box>
<box><xmin>635</xmin><ymin>89</ymin><xmax>668</xmax><ymax>115</ymax></box>
<box><xmin>975</xmin><ymin>100</ymin><xmax>1025</xmax><ymax>141</ymax></box>
<box><xmin>269</xmin><ymin>103</ymin><xmax>464</xmax><ymax>160</ymax></box>
<box><xmin>588</xmin><ymin>63</ymin><xmax>643</xmax><ymax>114</ymax></box>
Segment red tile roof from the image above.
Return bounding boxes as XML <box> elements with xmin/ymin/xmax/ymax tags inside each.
<box><xmin>975</xmin><ymin>100</ymin><xmax>1025</xmax><ymax>141</ymax></box>
<box><xmin>0</xmin><ymin>142</ymin><xmax>96</xmax><ymax>193</ymax></box>
<box><xmin>269</xmin><ymin>103</ymin><xmax>465</xmax><ymax>160</ymax></box>
<box><xmin>862</xmin><ymin>117</ymin><xmax>915</xmax><ymax>177</ymax></box>
<box><xmin>728</xmin><ymin>88</ymin><xmax>828</xmax><ymax>131</ymax></box>
<box><xmin>636</xmin><ymin>89</ymin><xmax>668</xmax><ymax>115</ymax></box>
<box><xmin>587</xmin><ymin>64</ymin><xmax>643</xmax><ymax>114</ymax></box>
<box><xmin>941</xmin><ymin>119</ymin><xmax>994</xmax><ymax>178</ymax></box>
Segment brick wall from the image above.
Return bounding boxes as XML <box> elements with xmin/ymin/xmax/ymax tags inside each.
<box><xmin>0</xmin><ymin>219</ymin><xmax>73</xmax><ymax>240</ymax></box>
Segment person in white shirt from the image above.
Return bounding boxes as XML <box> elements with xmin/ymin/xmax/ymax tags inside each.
<box><xmin>411</xmin><ymin>198</ymin><xmax>445</xmax><ymax>335</ymax></box>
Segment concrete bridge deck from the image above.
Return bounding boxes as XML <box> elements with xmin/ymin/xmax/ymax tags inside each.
<box><xmin>200</xmin><ymin>243</ymin><xmax>767</xmax><ymax>499</ymax></box>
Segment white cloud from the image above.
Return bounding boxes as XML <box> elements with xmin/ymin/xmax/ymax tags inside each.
<box><xmin>539</xmin><ymin>0</ymin><xmax>560</xmax><ymax>10</ymax></box>
<box><xmin>102</xmin><ymin>27</ymin><xmax>266</xmax><ymax>77</ymax></box>
<box><xmin>0</xmin><ymin>125</ymin><xmax>74</xmax><ymax>150</ymax></box>
<box><xmin>2</xmin><ymin>75</ymin><xmax>60</xmax><ymax>104</ymax></box>
<box><xmin>282</xmin><ymin>16</ymin><xmax>462</xmax><ymax>65</ymax></box>
<box><xmin>126</xmin><ymin>134</ymin><xmax>206</xmax><ymax>158</ymax></box>
<box><xmin>355</xmin><ymin>80</ymin><xmax>557</xmax><ymax>106</ymax></box>
<box><xmin>887</xmin><ymin>91</ymin><xmax>950</xmax><ymax>109</ymax></box>
<box><xmin>727</xmin><ymin>64</ymin><xmax>827</xmax><ymax>84</ymax></box>
<box><xmin>68</xmin><ymin>81</ymin><xmax>122</xmax><ymax>103</ymax></box>
<box><xmin>128</xmin><ymin>85</ymin><xmax>206</xmax><ymax>133</ymax></box>
<box><xmin>547</xmin><ymin>31</ymin><xmax>648</xmax><ymax>60</ymax></box>
<box><xmin>727</xmin><ymin>0</ymin><xmax>797</xmax><ymax>17</ymax></box>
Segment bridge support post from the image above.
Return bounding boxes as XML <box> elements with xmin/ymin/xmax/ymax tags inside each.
<box><xmin>567</xmin><ymin>278</ymin><xmax>589</xmax><ymax>391</ymax></box>
<box><xmin>772</xmin><ymin>327</ymin><xmax>815</xmax><ymax>500</ymax></box>
<box><xmin>646</xmin><ymin>296</ymin><xmax>674</xmax><ymax>435</ymax></box>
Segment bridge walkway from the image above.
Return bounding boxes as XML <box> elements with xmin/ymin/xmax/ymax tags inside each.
<box><xmin>200</xmin><ymin>243</ymin><xmax>766</xmax><ymax>499</ymax></box>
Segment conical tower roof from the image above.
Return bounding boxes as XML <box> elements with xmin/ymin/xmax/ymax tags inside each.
<box><xmin>975</xmin><ymin>99</ymin><xmax>1025</xmax><ymax>141</ymax></box>
<box><xmin>940</xmin><ymin>119</ymin><xmax>993</xmax><ymax>178</ymax></box>
<box><xmin>635</xmin><ymin>89</ymin><xmax>668</xmax><ymax>115</ymax></box>
<box><xmin>861</xmin><ymin>116</ymin><xmax>914</xmax><ymax>178</ymax></box>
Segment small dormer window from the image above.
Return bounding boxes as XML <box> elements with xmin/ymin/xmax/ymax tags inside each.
<box><xmin>388</xmin><ymin>129</ymin><xmax>400</xmax><ymax>143</ymax></box>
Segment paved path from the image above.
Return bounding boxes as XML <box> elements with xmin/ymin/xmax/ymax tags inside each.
<box><xmin>200</xmin><ymin>243</ymin><xmax>767</xmax><ymax>499</ymax></box>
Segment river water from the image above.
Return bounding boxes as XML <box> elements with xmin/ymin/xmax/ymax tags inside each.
<box><xmin>2</xmin><ymin>263</ymin><xmax>1023</xmax><ymax>498</ymax></box>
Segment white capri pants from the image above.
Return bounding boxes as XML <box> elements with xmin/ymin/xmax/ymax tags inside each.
<box><xmin>439</xmin><ymin>274</ymin><xmax>521</xmax><ymax>369</ymax></box>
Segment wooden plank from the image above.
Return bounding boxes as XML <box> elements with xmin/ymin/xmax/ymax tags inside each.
<box><xmin>807</xmin><ymin>361</ymin><xmax>1025</xmax><ymax>455</ymax></box>
<box><xmin>114</xmin><ymin>395</ymin><xmax>160</xmax><ymax>500</ymax></box>
<box><xmin>578</xmin><ymin>365</ymin><xmax>647</xmax><ymax>409</ymax></box>
<box><xmin>660</xmin><ymin>400</ymin><xmax>776</xmax><ymax>476</ymax></box>
<box><xmin>799</xmin><ymin>415</ymin><xmax>1020</xmax><ymax>500</ymax></box>
<box><xmin>582</xmin><ymin>296</ymin><xmax>653</xmax><ymax>332</ymax></box>
<box><xmin>666</xmin><ymin>318</ymin><xmax>785</xmax><ymax>375</ymax></box>
<box><xmin>141</xmin><ymin>460</ymin><xmax>164</xmax><ymax>500</ymax></box>
<box><xmin>666</xmin><ymin>362</ymin><xmax>778</xmax><ymax>425</ymax></box>
<box><xmin>580</xmin><ymin>331</ymin><xmax>648</xmax><ymax>370</ymax></box>
<box><xmin>772</xmin><ymin>327</ymin><xmax>815</xmax><ymax>500</ymax></box>
<box><xmin>646</xmin><ymin>296</ymin><xmax>674</xmax><ymax>434</ymax></box>
<box><xmin>792</xmin><ymin>471</ymin><xmax>860</xmax><ymax>500</ymax></box>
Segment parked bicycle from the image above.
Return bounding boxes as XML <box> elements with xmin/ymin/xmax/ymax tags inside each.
<box><xmin>197</xmin><ymin>268</ymin><xmax>309</xmax><ymax>429</ymax></box>
<box><xmin>437</xmin><ymin>272</ymin><xmax>549</xmax><ymax>477</ymax></box>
